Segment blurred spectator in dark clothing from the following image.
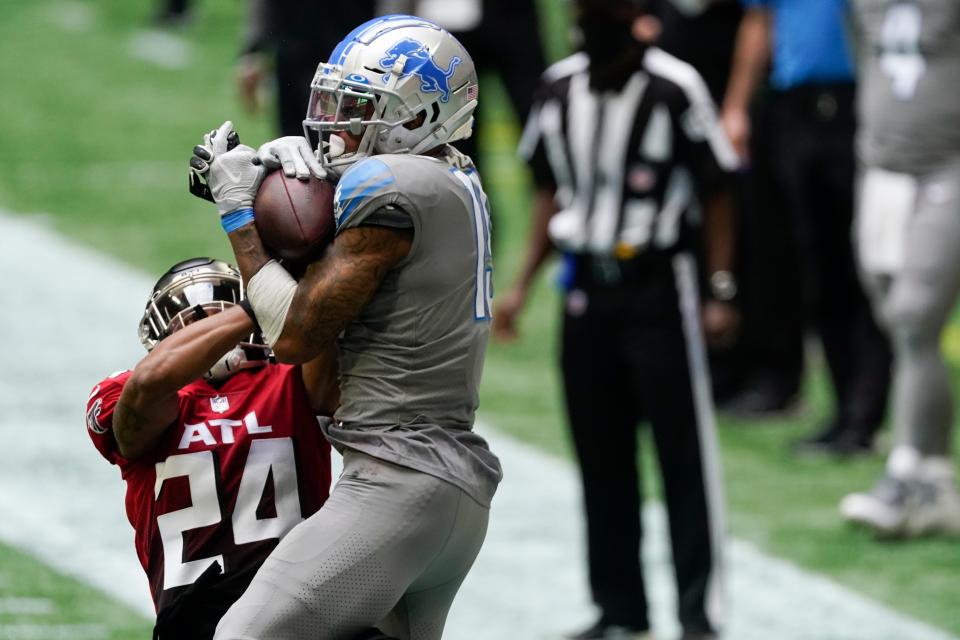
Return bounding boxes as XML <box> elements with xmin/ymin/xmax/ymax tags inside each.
<box><xmin>237</xmin><ymin>0</ymin><xmax>377</xmax><ymax>136</ymax></box>
<box><xmin>376</xmin><ymin>0</ymin><xmax>546</xmax><ymax>169</ymax></box>
<box><xmin>650</xmin><ymin>0</ymin><xmax>742</xmax><ymax>103</ymax></box>
<box><xmin>721</xmin><ymin>0</ymin><xmax>892</xmax><ymax>455</ymax></box>
<box><xmin>650</xmin><ymin>0</ymin><xmax>805</xmax><ymax>413</ymax></box>
<box><xmin>153</xmin><ymin>0</ymin><xmax>192</xmax><ymax>27</ymax></box>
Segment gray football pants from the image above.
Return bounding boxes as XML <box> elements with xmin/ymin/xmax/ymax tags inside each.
<box><xmin>214</xmin><ymin>449</ymin><xmax>489</xmax><ymax>640</ymax></box>
<box><xmin>856</xmin><ymin>162</ymin><xmax>960</xmax><ymax>456</ymax></box>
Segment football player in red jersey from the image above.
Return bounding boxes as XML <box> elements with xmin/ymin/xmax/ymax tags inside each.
<box><xmin>86</xmin><ymin>257</ymin><xmax>337</xmax><ymax>640</ymax></box>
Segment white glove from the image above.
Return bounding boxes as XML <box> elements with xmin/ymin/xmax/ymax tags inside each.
<box><xmin>208</xmin><ymin>145</ymin><xmax>266</xmax><ymax>217</ymax></box>
<box><xmin>257</xmin><ymin>136</ymin><xmax>326</xmax><ymax>180</ymax></box>
<box><xmin>192</xmin><ymin>121</ymin><xmax>267</xmax><ymax>218</ymax></box>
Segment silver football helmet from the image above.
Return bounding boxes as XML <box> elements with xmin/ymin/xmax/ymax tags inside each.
<box><xmin>303</xmin><ymin>15</ymin><xmax>479</xmax><ymax>172</ymax></box>
<box><xmin>139</xmin><ymin>257</ymin><xmax>268</xmax><ymax>381</ymax></box>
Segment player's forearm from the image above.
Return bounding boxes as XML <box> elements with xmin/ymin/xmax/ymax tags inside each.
<box><xmin>272</xmin><ymin>226</ymin><xmax>412</xmax><ymax>363</ymax></box>
<box><xmin>133</xmin><ymin>306</ymin><xmax>254</xmax><ymax>391</ymax></box>
<box><xmin>116</xmin><ymin>306</ymin><xmax>254</xmax><ymax>459</ymax></box>
<box><xmin>301</xmin><ymin>342</ymin><xmax>340</xmax><ymax>414</ymax></box>
<box><xmin>703</xmin><ymin>187</ymin><xmax>736</xmax><ymax>276</ymax></box>
<box><xmin>722</xmin><ymin>8</ymin><xmax>770</xmax><ymax>113</ymax></box>
<box><xmin>270</xmin><ymin>262</ymin><xmax>355</xmax><ymax>365</ymax></box>
<box><xmin>227</xmin><ymin>222</ymin><xmax>274</xmax><ymax>283</ymax></box>
<box><xmin>513</xmin><ymin>188</ymin><xmax>559</xmax><ymax>294</ymax></box>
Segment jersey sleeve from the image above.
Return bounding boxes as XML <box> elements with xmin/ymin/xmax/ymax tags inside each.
<box><xmin>333</xmin><ymin>157</ymin><xmax>414</xmax><ymax>233</ymax></box>
<box><xmin>86</xmin><ymin>371</ymin><xmax>133</xmax><ymax>465</ymax></box>
<box><xmin>670</xmin><ymin>66</ymin><xmax>740</xmax><ymax>194</ymax></box>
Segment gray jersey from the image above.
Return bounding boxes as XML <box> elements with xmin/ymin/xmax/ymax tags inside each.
<box><xmin>323</xmin><ymin>148</ymin><xmax>501</xmax><ymax>506</ymax></box>
<box><xmin>854</xmin><ymin>0</ymin><xmax>960</xmax><ymax>172</ymax></box>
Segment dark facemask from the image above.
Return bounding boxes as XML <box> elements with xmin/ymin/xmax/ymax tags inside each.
<box><xmin>579</xmin><ymin>9</ymin><xmax>646</xmax><ymax>92</ymax></box>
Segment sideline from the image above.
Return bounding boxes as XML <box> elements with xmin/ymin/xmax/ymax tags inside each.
<box><xmin>0</xmin><ymin>211</ymin><xmax>955</xmax><ymax>640</ymax></box>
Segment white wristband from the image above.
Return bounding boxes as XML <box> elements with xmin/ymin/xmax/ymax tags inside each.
<box><xmin>246</xmin><ymin>260</ymin><xmax>297</xmax><ymax>346</ymax></box>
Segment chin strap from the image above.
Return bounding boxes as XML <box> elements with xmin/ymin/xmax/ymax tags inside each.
<box><xmin>326</xmin><ymin>135</ymin><xmax>346</xmax><ymax>158</ymax></box>
<box><xmin>204</xmin><ymin>345</ymin><xmax>266</xmax><ymax>382</ymax></box>
<box><xmin>408</xmin><ymin>99</ymin><xmax>477</xmax><ymax>155</ymax></box>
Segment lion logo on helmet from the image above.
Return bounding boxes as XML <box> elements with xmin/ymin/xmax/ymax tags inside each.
<box><xmin>380</xmin><ymin>38</ymin><xmax>461</xmax><ymax>103</ymax></box>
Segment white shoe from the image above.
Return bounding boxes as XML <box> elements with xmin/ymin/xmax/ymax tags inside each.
<box><xmin>905</xmin><ymin>458</ymin><xmax>960</xmax><ymax>537</ymax></box>
<box><xmin>840</xmin><ymin>473</ymin><xmax>911</xmax><ymax>536</ymax></box>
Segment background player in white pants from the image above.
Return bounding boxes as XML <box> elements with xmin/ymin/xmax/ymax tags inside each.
<box><xmin>841</xmin><ymin>0</ymin><xmax>960</xmax><ymax>537</ymax></box>
<box><xmin>190</xmin><ymin>15</ymin><xmax>500</xmax><ymax>639</ymax></box>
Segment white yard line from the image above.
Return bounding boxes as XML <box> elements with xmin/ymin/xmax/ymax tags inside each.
<box><xmin>0</xmin><ymin>211</ymin><xmax>955</xmax><ymax>640</ymax></box>
<box><xmin>0</xmin><ymin>624</ymin><xmax>107</xmax><ymax>640</ymax></box>
<box><xmin>0</xmin><ymin>597</ymin><xmax>56</xmax><ymax>616</ymax></box>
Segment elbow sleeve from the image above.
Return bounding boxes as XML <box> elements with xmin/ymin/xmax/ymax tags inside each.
<box><xmin>246</xmin><ymin>260</ymin><xmax>298</xmax><ymax>347</ymax></box>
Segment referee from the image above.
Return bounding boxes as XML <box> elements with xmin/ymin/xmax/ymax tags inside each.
<box><xmin>494</xmin><ymin>1</ymin><xmax>736</xmax><ymax>638</ymax></box>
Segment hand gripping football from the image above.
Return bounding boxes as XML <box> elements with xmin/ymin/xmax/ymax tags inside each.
<box><xmin>254</xmin><ymin>171</ymin><xmax>336</xmax><ymax>263</ymax></box>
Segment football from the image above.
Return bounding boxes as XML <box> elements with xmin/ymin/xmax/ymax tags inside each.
<box><xmin>254</xmin><ymin>171</ymin><xmax>336</xmax><ymax>263</ymax></box>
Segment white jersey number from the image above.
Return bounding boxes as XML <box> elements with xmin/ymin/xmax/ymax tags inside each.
<box><xmin>879</xmin><ymin>2</ymin><xmax>926</xmax><ymax>101</ymax></box>
<box><xmin>452</xmin><ymin>169</ymin><xmax>494</xmax><ymax>320</ymax></box>
<box><xmin>154</xmin><ymin>438</ymin><xmax>304</xmax><ymax>589</ymax></box>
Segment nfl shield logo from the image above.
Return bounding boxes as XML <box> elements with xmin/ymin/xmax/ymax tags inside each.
<box><xmin>210</xmin><ymin>396</ymin><xmax>230</xmax><ymax>414</ymax></box>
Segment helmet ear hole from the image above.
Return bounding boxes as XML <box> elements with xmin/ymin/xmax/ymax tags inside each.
<box><xmin>403</xmin><ymin>109</ymin><xmax>428</xmax><ymax>130</ymax></box>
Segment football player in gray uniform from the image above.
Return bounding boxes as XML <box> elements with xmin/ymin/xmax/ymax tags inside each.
<box><xmin>841</xmin><ymin>0</ymin><xmax>960</xmax><ymax>537</ymax></box>
<box><xmin>189</xmin><ymin>15</ymin><xmax>500</xmax><ymax>640</ymax></box>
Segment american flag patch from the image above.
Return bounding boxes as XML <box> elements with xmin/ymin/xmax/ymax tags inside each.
<box><xmin>466</xmin><ymin>84</ymin><xmax>479</xmax><ymax>101</ymax></box>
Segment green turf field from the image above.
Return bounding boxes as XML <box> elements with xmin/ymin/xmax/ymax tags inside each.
<box><xmin>2</xmin><ymin>0</ymin><xmax>959</xmax><ymax>636</ymax></box>
<box><xmin>0</xmin><ymin>541</ymin><xmax>152</xmax><ymax>638</ymax></box>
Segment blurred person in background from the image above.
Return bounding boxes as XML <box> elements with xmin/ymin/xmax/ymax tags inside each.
<box><xmin>375</xmin><ymin>0</ymin><xmax>546</xmax><ymax>174</ymax></box>
<box><xmin>648</xmin><ymin>0</ymin><xmax>742</xmax><ymax>102</ymax></box>
<box><xmin>495</xmin><ymin>0</ymin><xmax>736</xmax><ymax>637</ymax></box>
<box><xmin>647</xmin><ymin>0</ymin><xmax>789</xmax><ymax>410</ymax></box>
<box><xmin>236</xmin><ymin>1</ymin><xmax>376</xmax><ymax>136</ymax></box>
<box><xmin>651</xmin><ymin>0</ymin><xmax>808</xmax><ymax>417</ymax></box>
<box><xmin>153</xmin><ymin>0</ymin><xmax>193</xmax><ymax>27</ymax></box>
<box><xmin>721</xmin><ymin>0</ymin><xmax>892</xmax><ymax>455</ymax></box>
<box><xmin>840</xmin><ymin>0</ymin><xmax>960</xmax><ymax>537</ymax></box>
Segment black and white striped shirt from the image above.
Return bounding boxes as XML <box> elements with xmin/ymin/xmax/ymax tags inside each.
<box><xmin>519</xmin><ymin>48</ymin><xmax>738</xmax><ymax>261</ymax></box>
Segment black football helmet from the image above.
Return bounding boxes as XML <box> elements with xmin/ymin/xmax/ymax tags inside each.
<box><xmin>139</xmin><ymin>257</ymin><xmax>268</xmax><ymax>380</ymax></box>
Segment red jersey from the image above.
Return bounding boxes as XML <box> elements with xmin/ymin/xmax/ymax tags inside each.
<box><xmin>86</xmin><ymin>363</ymin><xmax>331</xmax><ymax>619</ymax></box>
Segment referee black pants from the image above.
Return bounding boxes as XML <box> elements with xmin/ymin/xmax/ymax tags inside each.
<box><xmin>561</xmin><ymin>254</ymin><xmax>724</xmax><ymax>635</ymax></box>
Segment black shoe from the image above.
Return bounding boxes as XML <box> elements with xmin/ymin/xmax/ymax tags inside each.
<box><xmin>718</xmin><ymin>381</ymin><xmax>801</xmax><ymax>418</ymax></box>
<box><xmin>151</xmin><ymin>7</ymin><xmax>194</xmax><ymax>28</ymax></box>
<box><xmin>567</xmin><ymin>620</ymin><xmax>650</xmax><ymax>639</ymax></box>
<box><xmin>792</xmin><ymin>423</ymin><xmax>873</xmax><ymax>458</ymax></box>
